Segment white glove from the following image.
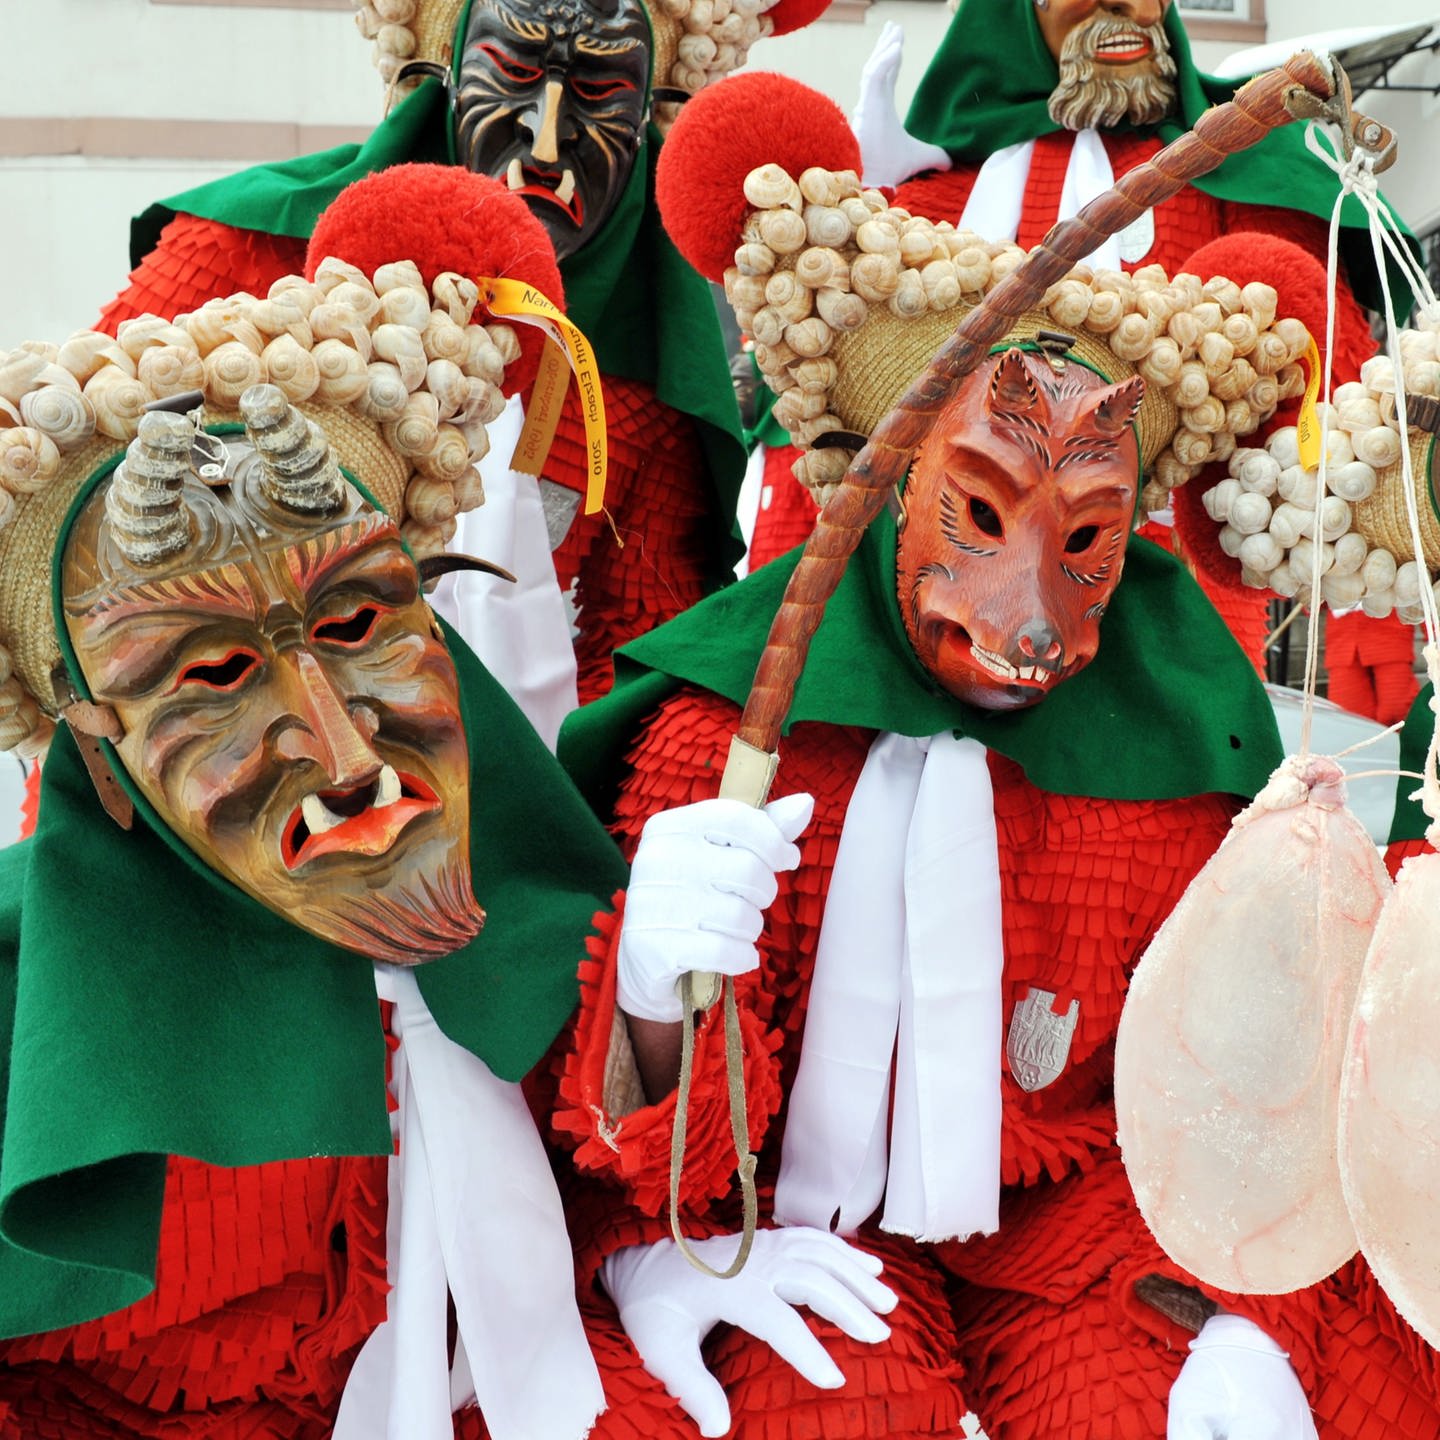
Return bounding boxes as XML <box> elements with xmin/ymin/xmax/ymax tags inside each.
<box><xmin>602</xmin><ymin>1227</ymin><xmax>897</xmax><ymax>1437</ymax></box>
<box><xmin>1168</xmin><ymin>1313</ymin><xmax>1318</xmax><ymax>1439</ymax></box>
<box><xmin>617</xmin><ymin>792</ymin><xmax>813</xmax><ymax>1023</ymax></box>
<box><xmin>850</xmin><ymin>22</ymin><xmax>952</xmax><ymax>188</ymax></box>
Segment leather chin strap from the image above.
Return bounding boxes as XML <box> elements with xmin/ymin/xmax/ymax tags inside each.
<box><xmin>50</xmin><ymin>663</ymin><xmax>133</xmax><ymax>832</ymax></box>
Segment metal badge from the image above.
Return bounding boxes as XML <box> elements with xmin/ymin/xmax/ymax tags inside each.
<box><xmin>539</xmin><ymin>479</ymin><xmax>582</xmax><ymax>550</ymax></box>
<box><xmin>1006</xmin><ymin>986</ymin><xmax>1080</xmax><ymax>1092</ymax></box>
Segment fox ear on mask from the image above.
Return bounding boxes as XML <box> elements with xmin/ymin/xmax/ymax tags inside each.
<box><xmin>1081</xmin><ymin>375</ymin><xmax>1147</xmax><ymax>438</ymax></box>
<box><xmin>988</xmin><ymin>349</ymin><xmax>1040</xmax><ymax>414</ymax></box>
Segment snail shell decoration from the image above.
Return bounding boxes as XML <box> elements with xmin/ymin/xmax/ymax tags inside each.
<box><xmin>1206</xmin><ymin>308</ymin><xmax>1440</xmax><ymax>620</ymax></box>
<box><xmin>0</xmin><ymin>259</ymin><xmax>527</xmax><ymax>757</ymax></box>
<box><xmin>728</xmin><ymin>163</ymin><xmax>1307</xmax><ymax>509</ymax></box>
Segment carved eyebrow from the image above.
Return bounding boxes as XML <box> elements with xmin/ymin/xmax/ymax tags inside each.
<box><xmin>575</xmin><ymin>33</ymin><xmax>644</xmax><ymax>56</ymax></box>
<box><xmin>286</xmin><ymin>513</ymin><xmax>402</xmax><ymax>596</ymax></box>
<box><xmin>81</xmin><ymin>563</ymin><xmax>257</xmax><ymax>631</ymax></box>
<box><xmin>481</xmin><ymin>2</ymin><xmax>550</xmax><ymax>45</ymax></box>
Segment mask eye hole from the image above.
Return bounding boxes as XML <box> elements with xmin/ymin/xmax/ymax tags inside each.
<box><xmin>175</xmin><ymin>649</ymin><xmax>259</xmax><ymax>692</ymax></box>
<box><xmin>479</xmin><ymin>43</ymin><xmax>544</xmax><ymax>84</ymax></box>
<box><xmin>969</xmin><ymin>498</ymin><xmax>1003</xmax><ymax>538</ymax></box>
<box><xmin>572</xmin><ymin>76</ymin><xmax>636</xmax><ymax>102</ymax></box>
<box><xmin>1065</xmin><ymin>525</ymin><xmax>1099</xmax><ymax>554</ymax></box>
<box><xmin>313</xmin><ymin>606</ymin><xmax>381</xmax><ymax>648</ymax></box>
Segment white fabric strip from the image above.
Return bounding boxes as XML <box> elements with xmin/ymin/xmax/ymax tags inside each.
<box><xmin>429</xmin><ymin>394</ymin><xmax>579</xmax><ymax>754</ymax></box>
<box><xmin>958</xmin><ymin>129</ymin><xmax>1122</xmax><ymax>272</ymax></box>
<box><xmin>335</xmin><ymin>965</ymin><xmax>603</xmax><ymax>1440</ymax></box>
<box><xmin>774</xmin><ymin>731</ymin><xmax>1004</xmax><ymax>1243</ymax></box>
<box><xmin>959</xmin><ymin>139</ymin><xmax>1035</xmax><ymax>251</ymax></box>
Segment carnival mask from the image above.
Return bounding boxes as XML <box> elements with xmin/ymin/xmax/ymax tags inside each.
<box><xmin>1037</xmin><ymin>0</ymin><xmax>1178</xmax><ymax>131</ymax></box>
<box><xmin>61</xmin><ymin>390</ymin><xmax>485</xmax><ymax>964</ymax></box>
<box><xmin>896</xmin><ymin>348</ymin><xmax>1144</xmax><ymax>710</ymax></box>
<box><xmin>455</xmin><ymin>0</ymin><xmax>651</xmax><ymax>259</ymax></box>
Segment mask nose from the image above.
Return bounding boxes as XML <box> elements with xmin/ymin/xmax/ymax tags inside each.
<box><xmin>1012</xmin><ymin>621</ymin><xmax>1064</xmax><ymax>672</ymax></box>
<box><xmin>530</xmin><ymin>79</ymin><xmax>565</xmax><ymax>165</ymax></box>
<box><xmin>275</xmin><ymin>650</ymin><xmax>384</xmax><ymax>788</ymax></box>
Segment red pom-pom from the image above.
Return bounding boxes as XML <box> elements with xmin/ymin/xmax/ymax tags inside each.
<box><xmin>306</xmin><ymin>163</ymin><xmax>564</xmax><ymax>395</ymax></box>
<box><xmin>764</xmin><ymin>0</ymin><xmax>833</xmax><ymax>35</ymax></box>
<box><xmin>656</xmin><ymin>73</ymin><xmax>862</xmax><ymax>283</ymax></box>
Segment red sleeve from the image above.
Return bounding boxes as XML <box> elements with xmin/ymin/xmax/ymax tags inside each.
<box><xmin>545</xmin><ymin>377</ymin><xmax>717</xmax><ymax>703</ymax></box>
<box><xmin>551</xmin><ymin>893</ymin><xmax>786</xmax><ymax>1226</ymax></box>
<box><xmin>96</xmin><ymin>214</ymin><xmax>309</xmax><ymax>333</ymax></box>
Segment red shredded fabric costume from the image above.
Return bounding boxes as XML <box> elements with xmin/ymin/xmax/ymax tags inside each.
<box><xmin>551</xmin><ymin>689</ymin><xmax>1440</xmax><ymax>1440</ymax></box>
<box><xmin>97</xmin><ymin>213</ymin><xmax>715</xmax><ymax>704</ymax></box>
<box><xmin>0</xmin><ymin>1156</ymin><xmax>389</xmax><ymax>1439</ymax></box>
<box><xmin>1325</xmin><ymin>610</ymin><xmax>1419</xmax><ymax>725</ymax></box>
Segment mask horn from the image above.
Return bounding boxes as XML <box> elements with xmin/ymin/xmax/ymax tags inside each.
<box><xmin>105</xmin><ymin>410</ymin><xmax>196</xmax><ymax>566</ymax></box>
<box><xmin>239</xmin><ymin>383</ymin><xmax>345</xmax><ymax>514</ymax></box>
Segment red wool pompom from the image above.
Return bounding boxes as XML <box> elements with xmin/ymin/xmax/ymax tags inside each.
<box><xmin>306</xmin><ymin>163</ymin><xmax>564</xmax><ymax>394</ymax></box>
<box><xmin>656</xmin><ymin>73</ymin><xmax>862</xmax><ymax>282</ymax></box>
<box><xmin>764</xmin><ymin>0</ymin><xmax>834</xmax><ymax>35</ymax></box>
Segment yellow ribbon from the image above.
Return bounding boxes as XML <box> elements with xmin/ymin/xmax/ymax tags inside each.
<box><xmin>1296</xmin><ymin>334</ymin><xmax>1324</xmax><ymax>474</ymax></box>
<box><xmin>477</xmin><ymin>277</ymin><xmax>608</xmax><ymax>515</ymax></box>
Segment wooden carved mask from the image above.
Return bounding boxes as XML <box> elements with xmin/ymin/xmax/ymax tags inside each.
<box><xmin>61</xmin><ymin>391</ymin><xmax>485</xmax><ymax>964</ymax></box>
<box><xmin>1036</xmin><ymin>0</ymin><xmax>1178</xmax><ymax>131</ymax></box>
<box><xmin>896</xmin><ymin>348</ymin><xmax>1145</xmax><ymax>711</ymax></box>
<box><xmin>456</xmin><ymin>0</ymin><xmax>651</xmax><ymax>259</ymax></box>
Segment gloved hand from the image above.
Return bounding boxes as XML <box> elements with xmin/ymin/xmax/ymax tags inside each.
<box><xmin>602</xmin><ymin>1227</ymin><xmax>897</xmax><ymax>1437</ymax></box>
<box><xmin>616</xmin><ymin>792</ymin><xmax>813</xmax><ymax>1023</ymax></box>
<box><xmin>1168</xmin><ymin>1313</ymin><xmax>1318</xmax><ymax>1439</ymax></box>
<box><xmin>850</xmin><ymin>21</ymin><xmax>952</xmax><ymax>188</ymax></box>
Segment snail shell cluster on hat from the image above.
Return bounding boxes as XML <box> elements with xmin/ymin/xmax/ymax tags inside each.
<box><xmin>0</xmin><ymin>256</ymin><xmax>525</xmax><ymax>757</ymax></box>
<box><xmin>1207</xmin><ymin>309</ymin><xmax>1440</xmax><ymax>620</ymax></box>
<box><xmin>729</xmin><ymin>162</ymin><xmax>1309</xmax><ymax>510</ymax></box>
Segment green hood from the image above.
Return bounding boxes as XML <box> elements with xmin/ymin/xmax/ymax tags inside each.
<box><xmin>560</xmin><ymin>515</ymin><xmax>1283</xmax><ymax>818</ymax></box>
<box><xmin>0</xmin><ymin>622</ymin><xmax>626</xmax><ymax>1339</ymax></box>
<box><xmin>904</xmin><ymin>0</ymin><xmax>1415</xmax><ymax>315</ymax></box>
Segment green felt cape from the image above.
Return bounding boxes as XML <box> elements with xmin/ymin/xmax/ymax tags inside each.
<box><xmin>128</xmin><ymin>2</ymin><xmax>747</xmax><ymax>584</ymax></box>
<box><xmin>559</xmin><ymin>513</ymin><xmax>1283</xmax><ymax>816</ymax></box>
<box><xmin>0</xmin><ymin>622</ymin><xmax>626</xmax><ymax>1339</ymax></box>
<box><xmin>903</xmin><ymin>0</ymin><xmax>1415</xmax><ymax>316</ymax></box>
<box><xmin>1388</xmin><ymin>681</ymin><xmax>1433</xmax><ymax>844</ymax></box>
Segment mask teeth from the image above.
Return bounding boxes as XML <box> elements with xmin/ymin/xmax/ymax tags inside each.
<box><xmin>239</xmin><ymin>383</ymin><xmax>345</xmax><ymax>514</ymax></box>
<box><xmin>105</xmin><ymin>410</ymin><xmax>196</xmax><ymax>566</ymax></box>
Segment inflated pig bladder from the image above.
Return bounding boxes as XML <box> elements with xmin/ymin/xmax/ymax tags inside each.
<box><xmin>1341</xmin><ymin>847</ymin><xmax>1440</xmax><ymax>1347</ymax></box>
<box><xmin>1116</xmin><ymin>756</ymin><xmax>1387</xmax><ymax>1293</ymax></box>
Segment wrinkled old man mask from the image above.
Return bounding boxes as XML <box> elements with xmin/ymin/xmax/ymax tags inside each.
<box><xmin>896</xmin><ymin>347</ymin><xmax>1145</xmax><ymax>710</ymax></box>
<box><xmin>1036</xmin><ymin>0</ymin><xmax>1178</xmax><ymax>131</ymax></box>
<box><xmin>455</xmin><ymin>0</ymin><xmax>651</xmax><ymax>259</ymax></box>
<box><xmin>61</xmin><ymin>389</ymin><xmax>485</xmax><ymax>964</ymax></box>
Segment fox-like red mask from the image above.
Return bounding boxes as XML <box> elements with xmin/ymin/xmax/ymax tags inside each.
<box><xmin>897</xmin><ymin>347</ymin><xmax>1145</xmax><ymax>711</ymax></box>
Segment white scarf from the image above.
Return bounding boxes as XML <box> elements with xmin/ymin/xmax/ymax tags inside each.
<box><xmin>774</xmin><ymin>731</ymin><xmax>1005</xmax><ymax>1243</ymax></box>
<box><xmin>959</xmin><ymin>130</ymin><xmax>1127</xmax><ymax>272</ymax></box>
<box><xmin>335</xmin><ymin>965</ymin><xmax>603</xmax><ymax>1440</ymax></box>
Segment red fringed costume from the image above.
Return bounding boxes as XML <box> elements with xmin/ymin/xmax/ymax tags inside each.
<box><xmin>552</xmin><ymin>690</ymin><xmax>1440</xmax><ymax>1439</ymax></box>
<box><xmin>96</xmin><ymin>214</ymin><xmax>716</xmax><ymax>704</ymax></box>
<box><xmin>0</xmin><ymin>1156</ymin><xmax>389</xmax><ymax>1440</ymax></box>
<box><xmin>1325</xmin><ymin>610</ymin><xmax>1419</xmax><ymax>725</ymax></box>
